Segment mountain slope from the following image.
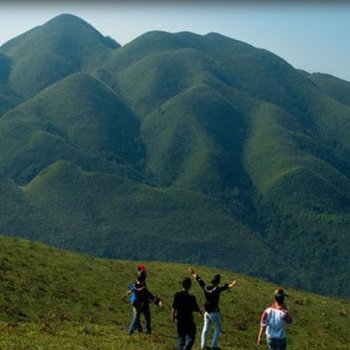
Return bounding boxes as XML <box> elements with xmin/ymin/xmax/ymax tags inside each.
<box><xmin>305</xmin><ymin>71</ymin><xmax>350</xmax><ymax>107</ymax></box>
<box><xmin>18</xmin><ymin>73</ymin><xmax>141</xmax><ymax>163</ymax></box>
<box><xmin>0</xmin><ymin>53</ymin><xmax>20</xmax><ymax>114</ymax></box>
<box><xmin>0</xmin><ymin>174</ymin><xmax>49</xmax><ymax>240</ymax></box>
<box><xmin>95</xmin><ymin>29</ymin><xmax>350</xmax><ymax>294</ymax></box>
<box><xmin>1</xmin><ymin>16</ymin><xmax>350</xmax><ymax>298</ymax></box>
<box><xmin>142</xmin><ymin>83</ymin><xmax>249</xmax><ymax>195</ymax></box>
<box><xmin>0</xmin><ymin>73</ymin><xmax>142</xmax><ymax>184</ymax></box>
<box><xmin>22</xmin><ymin>160</ymin><xmax>281</xmax><ymax>280</ymax></box>
<box><xmin>244</xmin><ymin>100</ymin><xmax>350</xmax><ymax>294</ymax></box>
<box><xmin>0</xmin><ymin>236</ymin><xmax>350</xmax><ymax>349</ymax></box>
<box><xmin>0</xmin><ymin>14</ymin><xmax>119</xmax><ymax>98</ymax></box>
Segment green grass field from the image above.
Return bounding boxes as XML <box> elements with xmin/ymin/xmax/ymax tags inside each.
<box><xmin>0</xmin><ymin>235</ymin><xmax>349</xmax><ymax>349</ymax></box>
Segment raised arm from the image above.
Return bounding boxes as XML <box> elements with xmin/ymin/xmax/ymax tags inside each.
<box><xmin>188</xmin><ymin>266</ymin><xmax>206</xmax><ymax>289</ymax></box>
<box><xmin>228</xmin><ymin>279</ymin><xmax>237</xmax><ymax>289</ymax></box>
<box><xmin>188</xmin><ymin>266</ymin><xmax>197</xmax><ymax>278</ymax></box>
<box><xmin>218</xmin><ymin>278</ymin><xmax>237</xmax><ymax>292</ymax></box>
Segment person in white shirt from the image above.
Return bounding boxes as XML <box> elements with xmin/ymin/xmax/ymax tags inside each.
<box><xmin>257</xmin><ymin>288</ymin><xmax>293</xmax><ymax>350</ymax></box>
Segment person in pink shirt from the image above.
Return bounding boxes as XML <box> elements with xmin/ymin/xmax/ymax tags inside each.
<box><xmin>257</xmin><ymin>288</ymin><xmax>293</xmax><ymax>350</ymax></box>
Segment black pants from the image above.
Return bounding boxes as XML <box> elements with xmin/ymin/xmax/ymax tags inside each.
<box><xmin>267</xmin><ymin>337</ymin><xmax>287</xmax><ymax>350</ymax></box>
<box><xmin>177</xmin><ymin>322</ymin><xmax>196</xmax><ymax>350</ymax></box>
<box><xmin>128</xmin><ymin>304</ymin><xmax>151</xmax><ymax>334</ymax></box>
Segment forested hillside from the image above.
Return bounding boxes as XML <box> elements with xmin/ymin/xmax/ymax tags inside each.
<box><xmin>1</xmin><ymin>14</ymin><xmax>350</xmax><ymax>297</ymax></box>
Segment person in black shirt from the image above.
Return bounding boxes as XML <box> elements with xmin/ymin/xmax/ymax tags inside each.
<box><xmin>172</xmin><ymin>277</ymin><xmax>202</xmax><ymax>350</ymax></box>
<box><xmin>189</xmin><ymin>267</ymin><xmax>237</xmax><ymax>350</ymax></box>
<box><xmin>127</xmin><ymin>269</ymin><xmax>162</xmax><ymax>335</ymax></box>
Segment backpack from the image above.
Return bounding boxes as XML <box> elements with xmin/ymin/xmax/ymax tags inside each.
<box><xmin>128</xmin><ymin>283</ymin><xmax>137</xmax><ymax>305</ymax></box>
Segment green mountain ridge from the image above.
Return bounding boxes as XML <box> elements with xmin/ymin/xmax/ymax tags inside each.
<box><xmin>0</xmin><ymin>14</ymin><xmax>350</xmax><ymax>298</ymax></box>
<box><xmin>0</xmin><ymin>235</ymin><xmax>350</xmax><ymax>350</ymax></box>
<box><xmin>303</xmin><ymin>71</ymin><xmax>350</xmax><ymax>107</ymax></box>
<box><xmin>0</xmin><ymin>14</ymin><xmax>119</xmax><ymax>98</ymax></box>
<box><xmin>22</xmin><ymin>160</ymin><xmax>279</xmax><ymax>279</ymax></box>
<box><xmin>0</xmin><ymin>73</ymin><xmax>142</xmax><ymax>184</ymax></box>
<box><xmin>18</xmin><ymin>73</ymin><xmax>141</xmax><ymax>162</ymax></box>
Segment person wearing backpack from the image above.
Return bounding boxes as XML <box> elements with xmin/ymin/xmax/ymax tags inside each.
<box><xmin>127</xmin><ymin>267</ymin><xmax>162</xmax><ymax>335</ymax></box>
<box><xmin>172</xmin><ymin>277</ymin><xmax>202</xmax><ymax>350</ymax></box>
<box><xmin>257</xmin><ymin>288</ymin><xmax>293</xmax><ymax>350</ymax></box>
<box><xmin>189</xmin><ymin>267</ymin><xmax>237</xmax><ymax>350</ymax></box>
<box><xmin>127</xmin><ymin>264</ymin><xmax>147</xmax><ymax>305</ymax></box>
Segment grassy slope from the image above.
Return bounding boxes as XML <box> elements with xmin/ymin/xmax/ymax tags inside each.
<box><xmin>0</xmin><ymin>174</ymin><xmax>50</xmax><ymax>240</ymax></box>
<box><xmin>244</xmin><ymin>102</ymin><xmax>350</xmax><ymax>203</ymax></box>
<box><xmin>243</xmin><ymin>100</ymin><xmax>350</xmax><ymax>293</ymax></box>
<box><xmin>306</xmin><ymin>72</ymin><xmax>350</xmax><ymax>107</ymax></box>
<box><xmin>98</xmin><ymin>31</ymin><xmax>350</xmax><ymax>295</ymax></box>
<box><xmin>0</xmin><ymin>73</ymin><xmax>142</xmax><ymax>184</ymax></box>
<box><xmin>107</xmin><ymin>47</ymin><xmax>226</xmax><ymax>117</ymax></box>
<box><xmin>18</xmin><ymin>73</ymin><xmax>141</xmax><ymax>162</ymax></box>
<box><xmin>97</xmin><ymin>32</ymin><xmax>252</xmax><ymax>196</ymax></box>
<box><xmin>0</xmin><ymin>14</ymin><xmax>118</xmax><ymax>98</ymax></box>
<box><xmin>1</xmin><ymin>22</ymin><xmax>350</xmax><ymax>299</ymax></box>
<box><xmin>22</xmin><ymin>160</ymin><xmax>279</xmax><ymax>279</ymax></box>
<box><xmin>0</xmin><ymin>235</ymin><xmax>349</xmax><ymax>350</ymax></box>
<box><xmin>142</xmin><ymin>83</ymin><xmax>248</xmax><ymax>194</ymax></box>
<box><xmin>0</xmin><ymin>54</ymin><xmax>21</xmax><ymax>115</ymax></box>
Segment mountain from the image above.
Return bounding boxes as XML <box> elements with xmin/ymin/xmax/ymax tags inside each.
<box><xmin>0</xmin><ymin>14</ymin><xmax>350</xmax><ymax>298</ymax></box>
<box><xmin>304</xmin><ymin>71</ymin><xmax>350</xmax><ymax>107</ymax></box>
<box><xmin>0</xmin><ymin>235</ymin><xmax>349</xmax><ymax>350</ymax></box>
<box><xmin>0</xmin><ymin>174</ymin><xmax>48</xmax><ymax>239</ymax></box>
<box><xmin>0</xmin><ymin>14</ymin><xmax>119</xmax><ymax>99</ymax></box>
<box><xmin>0</xmin><ymin>72</ymin><xmax>142</xmax><ymax>184</ymax></box>
<box><xmin>0</xmin><ymin>53</ymin><xmax>20</xmax><ymax>114</ymax></box>
<box><xmin>22</xmin><ymin>160</ymin><xmax>278</xmax><ymax>279</ymax></box>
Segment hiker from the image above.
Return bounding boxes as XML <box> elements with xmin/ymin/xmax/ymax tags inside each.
<box><xmin>172</xmin><ymin>277</ymin><xmax>202</xmax><ymax>350</ymax></box>
<box><xmin>189</xmin><ymin>266</ymin><xmax>237</xmax><ymax>350</ymax></box>
<box><xmin>127</xmin><ymin>266</ymin><xmax>162</xmax><ymax>335</ymax></box>
<box><xmin>257</xmin><ymin>288</ymin><xmax>293</xmax><ymax>350</ymax></box>
<box><xmin>126</xmin><ymin>264</ymin><xmax>148</xmax><ymax>305</ymax></box>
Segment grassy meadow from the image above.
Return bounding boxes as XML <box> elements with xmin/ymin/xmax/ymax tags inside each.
<box><xmin>0</xmin><ymin>235</ymin><xmax>349</xmax><ymax>349</ymax></box>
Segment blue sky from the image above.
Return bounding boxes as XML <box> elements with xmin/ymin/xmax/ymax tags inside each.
<box><xmin>1</xmin><ymin>1</ymin><xmax>350</xmax><ymax>81</ymax></box>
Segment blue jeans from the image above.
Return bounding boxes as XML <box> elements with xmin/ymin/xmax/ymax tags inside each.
<box><xmin>128</xmin><ymin>304</ymin><xmax>151</xmax><ymax>334</ymax></box>
<box><xmin>177</xmin><ymin>322</ymin><xmax>196</xmax><ymax>350</ymax></box>
<box><xmin>201</xmin><ymin>311</ymin><xmax>222</xmax><ymax>349</ymax></box>
<box><xmin>267</xmin><ymin>337</ymin><xmax>287</xmax><ymax>350</ymax></box>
